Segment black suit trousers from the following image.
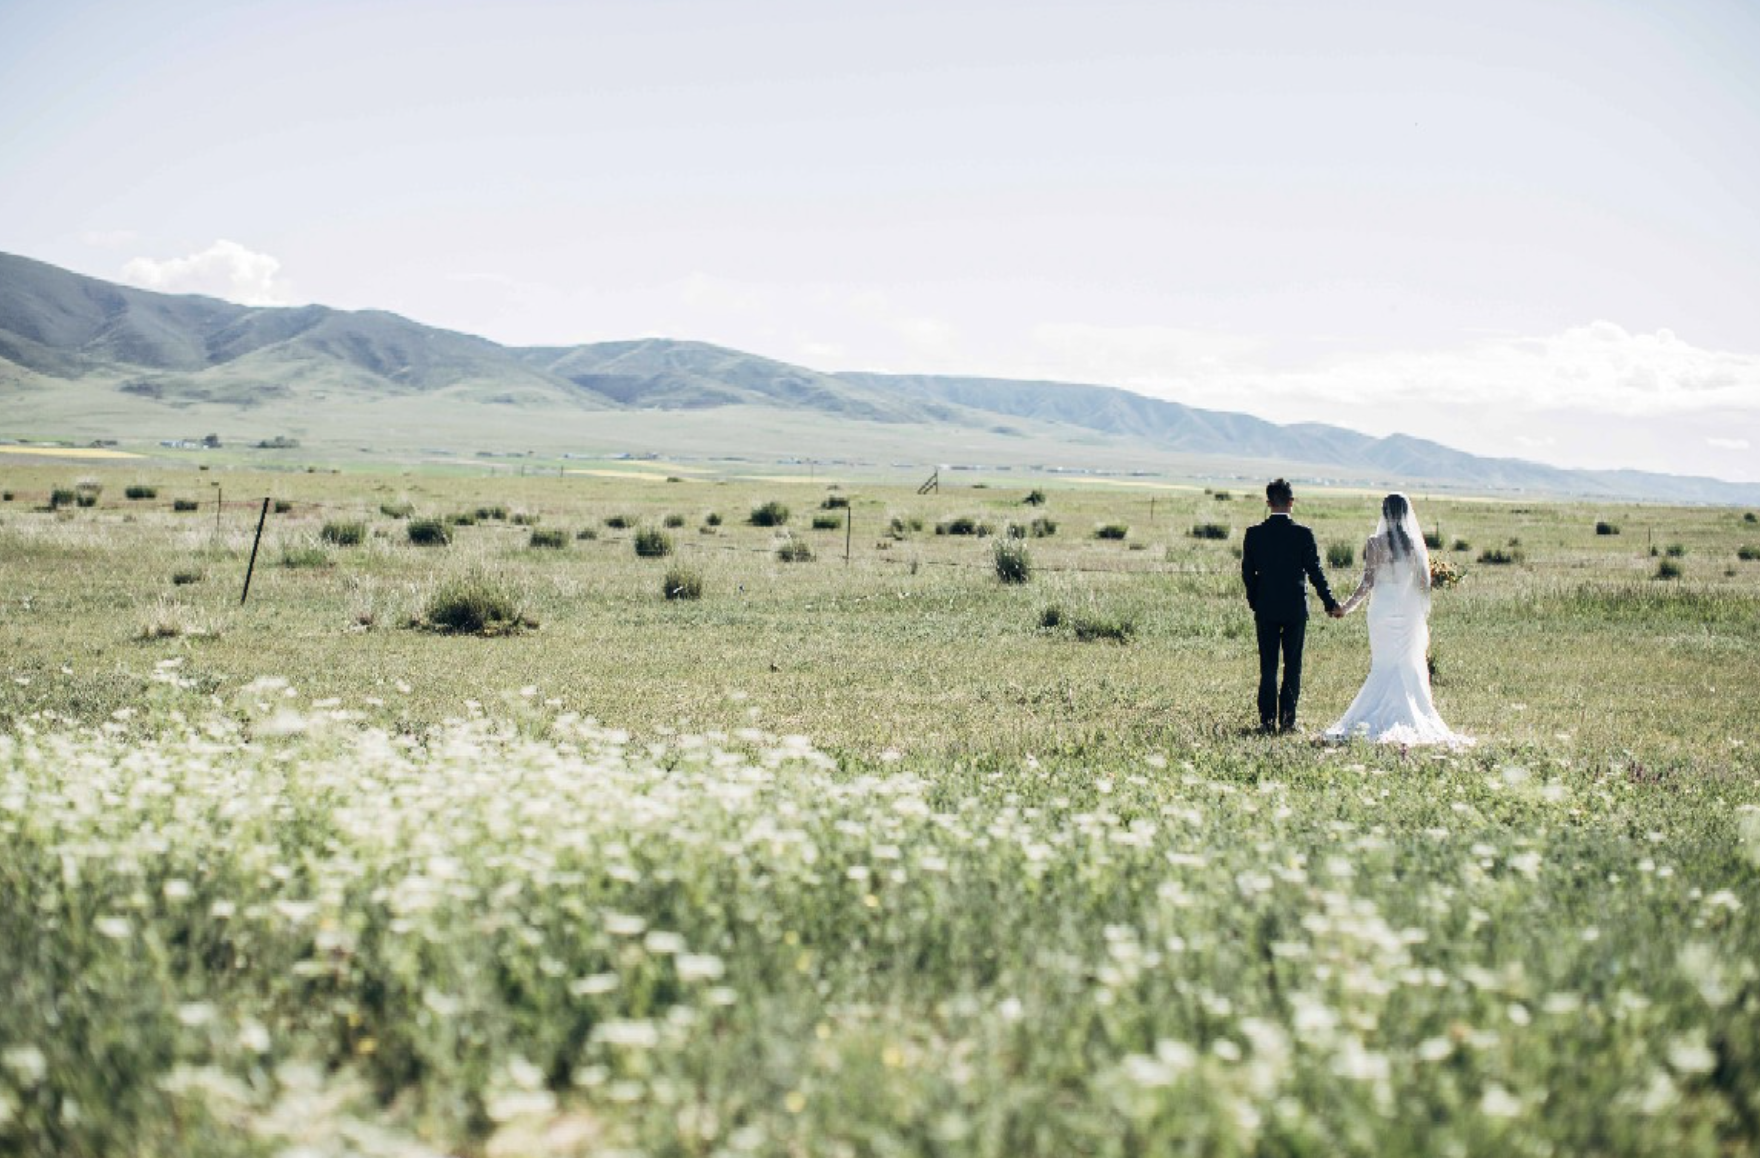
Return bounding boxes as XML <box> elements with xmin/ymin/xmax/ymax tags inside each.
<box><xmin>1255</xmin><ymin>615</ymin><xmax>1307</xmax><ymax>727</ymax></box>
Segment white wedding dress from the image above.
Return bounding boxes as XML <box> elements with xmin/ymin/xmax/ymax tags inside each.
<box><xmin>1325</xmin><ymin>518</ymin><xmax>1473</xmax><ymax>748</ymax></box>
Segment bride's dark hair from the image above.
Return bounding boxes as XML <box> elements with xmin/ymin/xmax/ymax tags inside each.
<box><xmin>1381</xmin><ymin>493</ymin><xmax>1416</xmax><ymax>559</ymax></box>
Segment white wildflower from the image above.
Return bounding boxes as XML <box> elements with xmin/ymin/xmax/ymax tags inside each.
<box><xmin>677</xmin><ymin>953</ymin><xmax>725</xmax><ymax>982</ymax></box>
<box><xmin>603</xmin><ymin>913</ymin><xmax>646</xmax><ymax>937</ymax></box>
<box><xmin>1666</xmin><ymin>1032</ymin><xmax>1717</xmax><ymax>1076</ymax></box>
<box><xmin>594</xmin><ymin>1019</ymin><xmax>660</xmax><ymax>1049</ymax></box>
<box><xmin>643</xmin><ymin>931</ymin><xmax>686</xmax><ymax>956</ymax></box>
<box><xmin>1508</xmin><ymin>851</ymin><xmax>1543</xmax><ymax>879</ymax></box>
<box><xmin>486</xmin><ymin>1089</ymin><xmax>556</xmax><ymax>1122</ymax></box>
<box><xmin>94</xmin><ymin>916</ymin><xmax>132</xmax><ymax>939</ymax></box>
<box><xmin>238</xmin><ymin>1020</ymin><xmax>272</xmax><ymax>1054</ymax></box>
<box><xmin>2</xmin><ymin>1046</ymin><xmax>47</xmax><ymax>1086</ymax></box>
<box><xmin>1416</xmin><ymin>1037</ymin><xmax>1453</xmax><ymax>1063</ymax></box>
<box><xmin>569</xmin><ymin>973</ymin><xmax>619</xmax><ymax>997</ymax></box>
<box><xmin>1480</xmin><ymin>1083</ymin><xmax>1523</xmax><ymax>1118</ymax></box>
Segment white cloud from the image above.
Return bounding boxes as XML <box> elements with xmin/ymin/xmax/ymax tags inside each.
<box><xmin>971</xmin><ymin>318</ymin><xmax>1760</xmax><ymax>480</ymax></box>
<box><xmin>120</xmin><ymin>240</ymin><xmax>290</xmax><ymax>306</ymax></box>
<box><xmin>81</xmin><ymin>229</ymin><xmax>138</xmax><ymax>248</ymax></box>
<box><xmin>846</xmin><ymin>290</ymin><xmax>960</xmax><ymax>359</ymax></box>
<box><xmin>678</xmin><ymin>271</ymin><xmax>765</xmax><ymax>313</ymax></box>
<box><xmin>1030</xmin><ymin>323</ymin><xmax>1264</xmax><ymax>385</ymax></box>
<box><xmin>446</xmin><ymin>271</ymin><xmax>522</xmax><ymax>288</ymax></box>
<box><xmin>1016</xmin><ymin>320</ymin><xmax>1760</xmax><ymax>420</ymax></box>
<box><xmin>1285</xmin><ymin>322</ymin><xmax>1760</xmax><ymax>418</ymax></box>
<box><xmin>796</xmin><ymin>340</ymin><xmax>846</xmax><ymax>363</ymax></box>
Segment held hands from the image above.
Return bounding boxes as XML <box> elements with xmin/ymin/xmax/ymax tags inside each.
<box><xmin>1328</xmin><ymin>606</ymin><xmax>1345</xmax><ymax>619</ymax></box>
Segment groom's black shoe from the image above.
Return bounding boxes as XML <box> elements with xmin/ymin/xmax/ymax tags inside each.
<box><xmin>1279</xmin><ymin>715</ymin><xmax>1300</xmax><ymax>735</ymax></box>
<box><xmin>1258</xmin><ymin>719</ymin><xmax>1277</xmax><ymax>735</ymax></box>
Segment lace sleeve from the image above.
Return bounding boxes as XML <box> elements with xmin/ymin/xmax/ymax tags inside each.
<box><xmin>1338</xmin><ymin>538</ymin><xmax>1378</xmax><ymax>615</ymax></box>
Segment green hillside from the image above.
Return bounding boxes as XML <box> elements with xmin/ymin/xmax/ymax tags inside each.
<box><xmin>3</xmin><ymin>251</ymin><xmax>1756</xmax><ymax>503</ymax></box>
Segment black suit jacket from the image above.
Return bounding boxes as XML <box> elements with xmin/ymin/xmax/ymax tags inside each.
<box><xmin>1241</xmin><ymin>514</ymin><xmax>1338</xmax><ymax>623</ymax></box>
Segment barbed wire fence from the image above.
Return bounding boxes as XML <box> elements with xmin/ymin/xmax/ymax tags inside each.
<box><xmin>0</xmin><ymin>486</ymin><xmax>1252</xmax><ymax>587</ymax></box>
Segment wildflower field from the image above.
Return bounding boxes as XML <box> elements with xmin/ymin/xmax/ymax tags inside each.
<box><xmin>2</xmin><ymin>463</ymin><xmax>1757</xmax><ymax>1156</ymax></box>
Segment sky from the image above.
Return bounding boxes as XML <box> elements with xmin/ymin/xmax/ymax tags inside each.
<box><xmin>2</xmin><ymin>0</ymin><xmax>1756</xmax><ymax>481</ymax></box>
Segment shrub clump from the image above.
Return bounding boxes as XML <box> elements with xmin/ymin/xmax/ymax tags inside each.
<box><xmin>477</xmin><ymin>505</ymin><xmax>510</xmax><ymax>522</ymax></box>
<box><xmin>1038</xmin><ymin>603</ymin><xmax>1135</xmax><ymax>642</ymax></box>
<box><xmin>281</xmin><ymin>544</ymin><xmax>332</xmax><ymax>569</ymax></box>
<box><xmin>1023</xmin><ymin>488</ymin><xmax>1047</xmax><ymax>506</ymax></box>
<box><xmin>1326</xmin><ymin>542</ymin><xmax>1355</xmax><ymax>568</ymax></box>
<box><xmin>776</xmin><ymin>539</ymin><xmax>814</xmax><ymax>563</ymax></box>
<box><xmin>811</xmin><ymin>513</ymin><xmax>843</xmax><ymax>531</ymax></box>
<box><xmin>510</xmin><ymin>512</ymin><xmax>540</xmax><ymax>527</ymax></box>
<box><xmin>993</xmin><ymin>538</ymin><xmax>1031</xmax><ymax>584</ymax></box>
<box><xmin>1478</xmin><ymin>547</ymin><xmax>1522</xmax><ymax>565</ymax></box>
<box><xmin>273</xmin><ymin>500</ymin><xmax>294</xmax><ymax>515</ymax></box>
<box><xmin>172</xmin><ymin>498</ymin><xmax>200</xmax><ymax>512</ymax></box>
<box><xmin>576</xmin><ymin>527</ymin><xmax>599</xmax><ymax>541</ymax></box>
<box><xmin>820</xmin><ymin>494</ymin><xmax>850</xmax><ymax>510</ymax></box>
<box><xmin>704</xmin><ymin>512</ymin><xmax>723</xmax><ymax>527</ymax></box>
<box><xmin>380</xmin><ymin>500</ymin><xmax>414</xmax><ymax>519</ymax></box>
<box><xmin>604</xmin><ymin>514</ymin><xmax>634</xmax><ymax>530</ymax></box>
<box><xmin>1423</xmin><ymin>530</ymin><xmax>1444</xmax><ymax>550</ymax></box>
<box><xmin>633</xmin><ymin>528</ymin><xmax>673</xmax><ymax>558</ymax></box>
<box><xmin>1073</xmin><ymin>612</ymin><xmax>1136</xmax><ymax>643</ymax></box>
<box><xmin>320</xmin><ymin>521</ymin><xmax>366</xmax><ymax>546</ymax></box>
<box><xmin>49</xmin><ymin>487</ymin><xmax>78</xmax><ymax>509</ymax></box>
<box><xmin>1655</xmin><ymin>558</ymin><xmax>1683</xmax><ymax>581</ymax></box>
<box><xmin>1595</xmin><ymin>521</ymin><xmax>1620</xmax><ymax>536</ymax></box>
<box><xmin>663</xmin><ymin>566</ymin><xmax>705</xmax><ymax>600</ymax></box>
<box><xmin>1452</xmin><ymin>539</ymin><xmax>1470</xmax><ymax>552</ymax></box>
<box><xmin>1664</xmin><ymin>543</ymin><xmax>1686</xmax><ymax>558</ymax></box>
<box><xmin>529</xmin><ymin>528</ymin><xmax>568</xmax><ymax>550</ymax></box>
<box><xmin>1029</xmin><ymin>515</ymin><xmax>1057</xmax><ymax>538</ymax></box>
<box><xmin>421</xmin><ymin>572</ymin><xmax>532</xmax><ymax>635</ymax></box>
<box><xmin>407</xmin><ymin>518</ymin><xmax>452</xmax><ymax>547</ymax></box>
<box><xmin>936</xmin><ymin>515</ymin><xmax>989</xmax><ymax>537</ymax></box>
<box><xmin>447</xmin><ymin>511</ymin><xmax>478</xmax><ymax>527</ymax></box>
<box><xmin>1737</xmin><ymin>545</ymin><xmax>1760</xmax><ymax>562</ymax></box>
<box><xmin>1095</xmin><ymin>523</ymin><xmax>1130</xmax><ymax>541</ymax></box>
<box><xmin>171</xmin><ymin>568</ymin><xmax>203</xmax><ymax>586</ymax></box>
<box><xmin>750</xmin><ymin>501</ymin><xmax>790</xmax><ymax>528</ymax></box>
<box><xmin>125</xmin><ymin>484</ymin><xmax>158</xmax><ymax>500</ymax></box>
<box><xmin>663</xmin><ymin>513</ymin><xmax>686</xmax><ymax>528</ymax></box>
<box><xmin>1189</xmin><ymin>523</ymin><xmax>1228</xmax><ymax>541</ymax></box>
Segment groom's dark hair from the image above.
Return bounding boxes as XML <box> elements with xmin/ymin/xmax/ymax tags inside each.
<box><xmin>1266</xmin><ymin>478</ymin><xmax>1293</xmax><ymax>507</ymax></box>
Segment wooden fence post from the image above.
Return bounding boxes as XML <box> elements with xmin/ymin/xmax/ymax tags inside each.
<box><xmin>240</xmin><ymin>497</ymin><xmax>269</xmax><ymax>605</ymax></box>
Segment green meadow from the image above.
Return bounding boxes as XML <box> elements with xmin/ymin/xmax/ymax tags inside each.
<box><xmin>2</xmin><ymin>459</ymin><xmax>1757</xmax><ymax>1157</ymax></box>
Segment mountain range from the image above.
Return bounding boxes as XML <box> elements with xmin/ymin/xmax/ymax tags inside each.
<box><xmin>2</xmin><ymin>250</ymin><xmax>1753</xmax><ymax>503</ymax></box>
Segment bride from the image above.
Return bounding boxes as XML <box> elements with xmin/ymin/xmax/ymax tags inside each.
<box><xmin>1325</xmin><ymin>494</ymin><xmax>1473</xmax><ymax>747</ymax></box>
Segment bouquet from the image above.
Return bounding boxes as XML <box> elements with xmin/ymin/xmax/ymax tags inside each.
<box><xmin>1429</xmin><ymin>558</ymin><xmax>1462</xmax><ymax>590</ymax></box>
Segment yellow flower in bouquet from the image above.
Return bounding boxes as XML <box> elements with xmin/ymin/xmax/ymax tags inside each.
<box><xmin>1429</xmin><ymin>558</ymin><xmax>1462</xmax><ymax>589</ymax></box>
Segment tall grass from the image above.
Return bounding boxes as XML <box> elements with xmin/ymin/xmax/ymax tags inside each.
<box><xmin>633</xmin><ymin>528</ymin><xmax>673</xmax><ymax>558</ymax></box>
<box><xmin>422</xmin><ymin>571</ymin><xmax>528</xmax><ymax>633</ymax></box>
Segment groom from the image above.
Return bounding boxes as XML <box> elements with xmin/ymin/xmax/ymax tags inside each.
<box><xmin>1241</xmin><ymin>478</ymin><xmax>1341</xmax><ymax>733</ymax></box>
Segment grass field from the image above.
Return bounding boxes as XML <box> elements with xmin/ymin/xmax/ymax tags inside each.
<box><xmin>2</xmin><ymin>461</ymin><xmax>1757</xmax><ymax>1156</ymax></box>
